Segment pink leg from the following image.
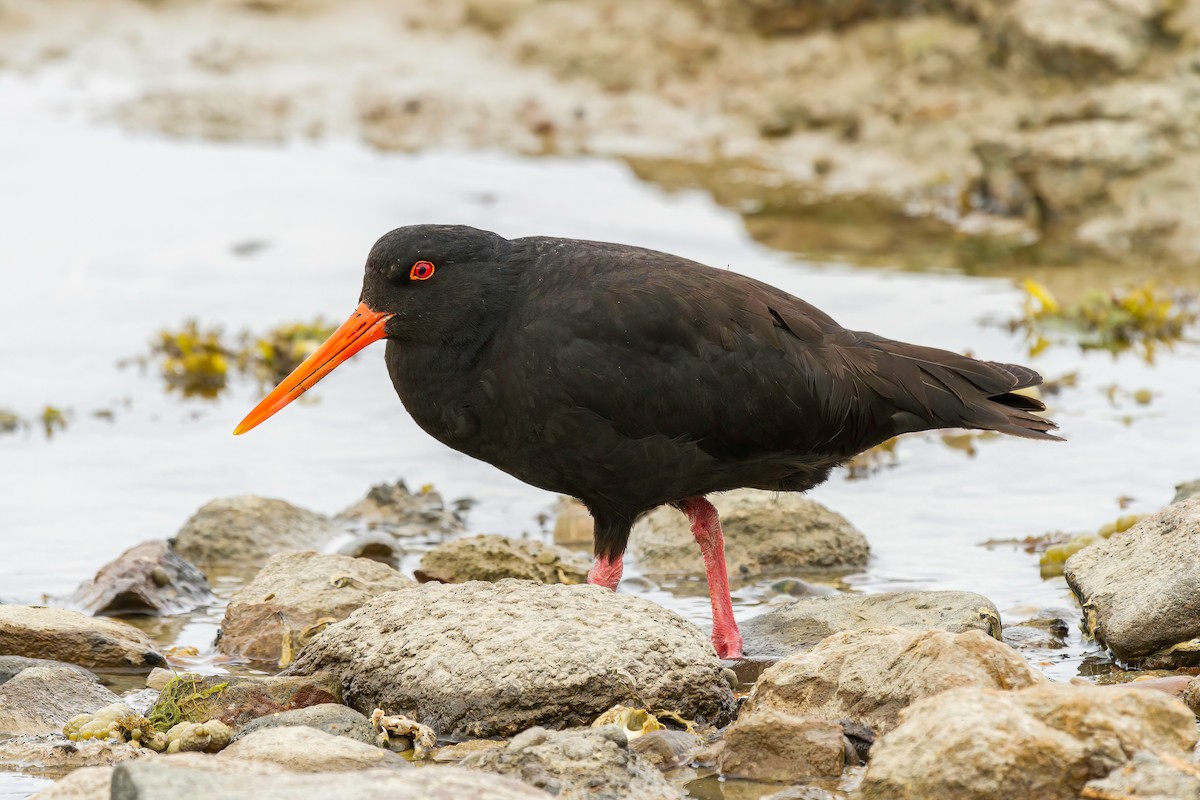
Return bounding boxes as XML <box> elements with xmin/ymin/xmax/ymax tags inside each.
<box><xmin>679</xmin><ymin>496</ymin><xmax>743</xmax><ymax>659</ymax></box>
<box><xmin>587</xmin><ymin>553</ymin><xmax>623</xmax><ymax>591</ymax></box>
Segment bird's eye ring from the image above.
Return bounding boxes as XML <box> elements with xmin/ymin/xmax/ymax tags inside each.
<box><xmin>410</xmin><ymin>261</ymin><xmax>435</xmax><ymax>281</ymax></box>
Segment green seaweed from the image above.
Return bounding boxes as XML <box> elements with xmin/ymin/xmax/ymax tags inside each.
<box><xmin>147</xmin><ymin>675</ymin><xmax>229</xmax><ymax>732</ymax></box>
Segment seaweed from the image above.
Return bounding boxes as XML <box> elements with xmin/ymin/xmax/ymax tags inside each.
<box><xmin>147</xmin><ymin>675</ymin><xmax>229</xmax><ymax>732</ymax></box>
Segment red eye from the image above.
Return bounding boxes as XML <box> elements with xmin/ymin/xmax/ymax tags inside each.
<box><xmin>410</xmin><ymin>261</ymin><xmax>435</xmax><ymax>281</ymax></box>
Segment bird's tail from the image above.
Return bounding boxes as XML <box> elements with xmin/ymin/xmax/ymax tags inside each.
<box><xmin>859</xmin><ymin>335</ymin><xmax>1063</xmax><ymax>442</ymax></box>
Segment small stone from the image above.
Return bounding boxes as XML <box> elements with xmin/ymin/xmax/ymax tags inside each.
<box><xmin>552</xmin><ymin>498</ymin><xmax>594</xmax><ymax>547</ymax></box>
<box><xmin>145</xmin><ymin>669</ymin><xmax>174</xmax><ymax>692</ymax></box>
<box><xmin>415</xmin><ymin>534</ymin><xmax>590</xmax><ymax>585</ymax></box>
<box><xmin>717</xmin><ymin>708</ymin><xmax>846</xmax><ymax>782</ymax></box>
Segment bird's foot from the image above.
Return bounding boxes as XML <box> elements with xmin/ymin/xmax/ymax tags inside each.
<box><xmin>711</xmin><ymin>627</ymin><xmax>743</xmax><ymax>660</ymax></box>
<box><xmin>586</xmin><ymin>554</ymin><xmax>623</xmax><ymax>591</ymax></box>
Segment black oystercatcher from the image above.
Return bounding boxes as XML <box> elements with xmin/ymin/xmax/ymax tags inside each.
<box><xmin>234</xmin><ymin>225</ymin><xmax>1060</xmax><ymax>659</ymax></box>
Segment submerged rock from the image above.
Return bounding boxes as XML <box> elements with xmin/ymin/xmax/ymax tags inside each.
<box><xmin>416</xmin><ymin>534</ymin><xmax>590</xmax><ymax>585</ymax></box>
<box><xmin>743</xmin><ymin>627</ymin><xmax>1042</xmax><ymax>735</ymax></box>
<box><xmin>740</xmin><ymin>590</ymin><xmax>1001</xmax><ymax>659</ymax></box>
<box><xmin>0</xmin><ymin>667</ymin><xmax>121</xmax><ymax>735</ymax></box>
<box><xmin>147</xmin><ymin>673</ymin><xmax>340</xmax><ymax>731</ymax></box>
<box><xmin>221</xmin><ymin>726</ymin><xmax>407</xmax><ymax>772</ymax></box>
<box><xmin>230</xmin><ymin>703</ymin><xmax>377</xmax><ymax>745</ymax></box>
<box><xmin>108</xmin><ymin>758</ymin><xmax>550</xmax><ymax>799</ymax></box>
<box><xmin>0</xmin><ymin>606</ymin><xmax>165</xmax><ymax>670</ymax></box>
<box><xmin>216</xmin><ymin>551</ymin><xmax>413</xmax><ymax>665</ymax></box>
<box><xmin>717</xmin><ymin>708</ymin><xmax>848</xmax><ymax>782</ymax></box>
<box><xmin>287</xmin><ymin>580</ymin><xmax>737</xmax><ymax>738</ymax></box>
<box><xmin>172</xmin><ymin>496</ymin><xmax>334</xmax><ymax>572</ymax></box>
<box><xmin>336</xmin><ymin>480</ymin><xmax>465</xmax><ymax>538</ymax></box>
<box><xmin>66</xmin><ymin>540</ymin><xmax>213</xmax><ymax>617</ymax></box>
<box><xmin>1065</xmin><ymin>499</ymin><xmax>1200</xmax><ymax>667</ymax></box>
<box><xmin>628</xmin><ymin>490</ymin><xmax>868</xmax><ymax>578</ymax></box>
<box><xmin>860</xmin><ymin>683</ymin><xmax>1197</xmax><ymax>800</ymax></box>
<box><xmin>461</xmin><ymin>726</ymin><xmax>679</xmax><ymax>800</ymax></box>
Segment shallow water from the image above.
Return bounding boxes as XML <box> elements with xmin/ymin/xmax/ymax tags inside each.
<box><xmin>1</xmin><ymin>74</ymin><xmax>1199</xmax><ymax>795</ymax></box>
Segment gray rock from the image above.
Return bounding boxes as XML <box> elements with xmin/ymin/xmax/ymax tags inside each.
<box><xmin>29</xmin><ymin>766</ymin><xmax>113</xmax><ymax>800</ymax></box>
<box><xmin>0</xmin><ymin>667</ymin><xmax>122</xmax><ymax>735</ymax></box>
<box><xmin>172</xmin><ymin>496</ymin><xmax>334</xmax><ymax>572</ymax></box>
<box><xmin>416</xmin><ymin>534</ymin><xmax>591</xmax><ymax>585</ymax></box>
<box><xmin>287</xmin><ymin>580</ymin><xmax>737</xmax><ymax>738</ymax></box>
<box><xmin>740</xmin><ymin>590</ymin><xmax>1002</xmax><ymax>659</ymax></box>
<box><xmin>230</xmin><ymin>703</ymin><xmax>377</xmax><ymax>745</ymax></box>
<box><xmin>109</xmin><ymin>759</ymin><xmax>551</xmax><ymax>799</ymax></box>
<box><xmin>336</xmin><ymin>480</ymin><xmax>465</xmax><ymax>538</ymax></box>
<box><xmin>860</xmin><ymin>683</ymin><xmax>1198</xmax><ymax>800</ymax></box>
<box><xmin>66</xmin><ymin>540</ymin><xmax>213</xmax><ymax>617</ymax></box>
<box><xmin>628</xmin><ymin>490</ymin><xmax>869</xmax><ymax>579</ymax></box>
<box><xmin>0</xmin><ymin>606</ymin><xmax>165</xmax><ymax>669</ymax></box>
<box><xmin>717</xmin><ymin>708</ymin><xmax>847</xmax><ymax>782</ymax></box>
<box><xmin>461</xmin><ymin>726</ymin><xmax>680</xmax><ymax>800</ymax></box>
<box><xmin>220</xmin><ymin>726</ymin><xmax>407</xmax><ymax>771</ymax></box>
<box><xmin>215</xmin><ymin>551</ymin><xmax>413</xmax><ymax>665</ymax></box>
<box><xmin>1065</xmin><ymin>499</ymin><xmax>1200</xmax><ymax>667</ymax></box>
<box><xmin>0</xmin><ymin>656</ymin><xmax>97</xmax><ymax>686</ymax></box>
<box><xmin>0</xmin><ymin>734</ymin><xmax>149</xmax><ymax>778</ymax></box>
<box><xmin>628</xmin><ymin>729</ymin><xmax>703</xmax><ymax>772</ymax></box>
<box><xmin>1174</xmin><ymin>479</ymin><xmax>1200</xmax><ymax>504</ymax></box>
<box><xmin>1082</xmin><ymin>749</ymin><xmax>1200</xmax><ymax>799</ymax></box>
<box><xmin>743</xmin><ymin>627</ymin><xmax>1043</xmax><ymax>735</ymax></box>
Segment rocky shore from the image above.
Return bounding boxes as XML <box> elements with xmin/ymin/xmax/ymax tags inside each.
<box><xmin>2</xmin><ymin>477</ymin><xmax>1199</xmax><ymax>799</ymax></box>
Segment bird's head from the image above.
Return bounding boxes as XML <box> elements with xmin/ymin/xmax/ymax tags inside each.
<box><xmin>233</xmin><ymin>224</ymin><xmax>510</xmax><ymax>435</ymax></box>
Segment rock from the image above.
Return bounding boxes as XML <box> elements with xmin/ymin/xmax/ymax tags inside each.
<box><xmin>29</xmin><ymin>766</ymin><xmax>113</xmax><ymax>800</ymax></box>
<box><xmin>552</xmin><ymin>498</ymin><xmax>594</xmax><ymax>547</ymax></box>
<box><xmin>147</xmin><ymin>673</ymin><xmax>340</xmax><ymax>731</ymax></box>
<box><xmin>1003</xmin><ymin>607</ymin><xmax>1071</xmax><ymax>652</ymax></box>
<box><xmin>215</xmin><ymin>551</ymin><xmax>413</xmax><ymax>666</ymax></box>
<box><xmin>221</xmin><ymin>725</ymin><xmax>407</xmax><ymax>771</ymax></box>
<box><xmin>172</xmin><ymin>496</ymin><xmax>334</xmax><ymax>572</ymax></box>
<box><xmin>335</xmin><ymin>480</ymin><xmax>465</xmax><ymax>538</ymax></box>
<box><xmin>996</xmin><ymin>0</ymin><xmax>1153</xmax><ymax>78</ymax></box>
<box><xmin>1082</xmin><ymin>749</ymin><xmax>1200</xmax><ymax>798</ymax></box>
<box><xmin>628</xmin><ymin>729</ymin><xmax>703</xmax><ymax>771</ymax></box>
<box><xmin>1180</xmin><ymin>675</ymin><xmax>1200</xmax><ymax>715</ymax></box>
<box><xmin>0</xmin><ymin>667</ymin><xmax>122</xmax><ymax>735</ymax></box>
<box><xmin>0</xmin><ymin>734</ymin><xmax>149</xmax><ymax>777</ymax></box>
<box><xmin>628</xmin><ymin>490</ymin><xmax>868</xmax><ymax>578</ymax></box>
<box><xmin>287</xmin><ymin>580</ymin><xmax>736</xmax><ymax>738</ymax></box>
<box><xmin>1174</xmin><ymin>479</ymin><xmax>1200</xmax><ymax>504</ymax></box>
<box><xmin>66</xmin><ymin>540</ymin><xmax>213</xmax><ymax>617</ymax></box>
<box><xmin>742</xmin><ymin>627</ymin><xmax>1043</xmax><ymax>735</ymax></box>
<box><xmin>461</xmin><ymin>726</ymin><xmax>679</xmax><ymax>800</ymax></box>
<box><xmin>860</xmin><ymin>683</ymin><xmax>1198</xmax><ymax>800</ymax></box>
<box><xmin>230</xmin><ymin>703</ymin><xmax>377</xmax><ymax>745</ymax></box>
<box><xmin>335</xmin><ymin>531</ymin><xmax>402</xmax><ymax>569</ymax></box>
<box><xmin>108</xmin><ymin>759</ymin><xmax>551</xmax><ymax>799</ymax></box>
<box><xmin>717</xmin><ymin>707</ymin><xmax>847</xmax><ymax>782</ymax></box>
<box><xmin>145</xmin><ymin>668</ymin><xmax>174</xmax><ymax>692</ymax></box>
<box><xmin>704</xmin><ymin>0</ymin><xmax>929</xmax><ymax>35</ymax></box>
<box><xmin>164</xmin><ymin>719</ymin><xmax>232</xmax><ymax>753</ymax></box>
<box><xmin>739</xmin><ymin>590</ymin><xmax>1002</xmax><ymax>659</ymax></box>
<box><xmin>0</xmin><ymin>656</ymin><xmax>97</xmax><ymax>685</ymax></box>
<box><xmin>1065</xmin><ymin>499</ymin><xmax>1200</xmax><ymax>667</ymax></box>
<box><xmin>0</xmin><ymin>605</ymin><xmax>166</xmax><ymax>669</ymax></box>
<box><xmin>415</xmin><ymin>534</ymin><xmax>590</xmax><ymax>585</ymax></box>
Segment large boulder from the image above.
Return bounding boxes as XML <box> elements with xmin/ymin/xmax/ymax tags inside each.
<box><xmin>215</xmin><ymin>551</ymin><xmax>413</xmax><ymax>666</ymax></box>
<box><xmin>335</xmin><ymin>480</ymin><xmax>465</xmax><ymax>538</ymax></box>
<box><xmin>107</xmin><ymin>759</ymin><xmax>551</xmax><ymax>799</ymax></box>
<box><xmin>743</xmin><ymin>627</ymin><xmax>1043</xmax><ymax>735</ymax></box>
<box><xmin>416</xmin><ymin>534</ymin><xmax>590</xmax><ymax>585</ymax></box>
<box><xmin>0</xmin><ymin>606</ymin><xmax>165</xmax><ymax>669</ymax></box>
<box><xmin>740</xmin><ymin>590</ymin><xmax>1001</xmax><ymax>659</ymax></box>
<box><xmin>66</xmin><ymin>540</ymin><xmax>212</xmax><ymax>617</ymax></box>
<box><xmin>461</xmin><ymin>726</ymin><xmax>679</xmax><ymax>800</ymax></box>
<box><xmin>860</xmin><ymin>683</ymin><xmax>1198</xmax><ymax>800</ymax></box>
<box><xmin>147</xmin><ymin>674</ymin><xmax>340</xmax><ymax>731</ymax></box>
<box><xmin>0</xmin><ymin>667</ymin><xmax>122</xmax><ymax>735</ymax></box>
<box><xmin>716</xmin><ymin>708</ymin><xmax>849</xmax><ymax>782</ymax></box>
<box><xmin>230</xmin><ymin>703</ymin><xmax>376</xmax><ymax>745</ymax></box>
<box><xmin>287</xmin><ymin>580</ymin><xmax>737</xmax><ymax>738</ymax></box>
<box><xmin>220</xmin><ymin>726</ymin><xmax>407</xmax><ymax>772</ymax></box>
<box><xmin>172</xmin><ymin>496</ymin><xmax>334</xmax><ymax>572</ymax></box>
<box><xmin>1065</xmin><ymin>499</ymin><xmax>1200</xmax><ymax>667</ymax></box>
<box><xmin>628</xmin><ymin>490</ymin><xmax>868</xmax><ymax>579</ymax></box>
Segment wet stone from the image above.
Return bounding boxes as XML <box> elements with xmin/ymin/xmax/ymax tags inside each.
<box><xmin>0</xmin><ymin>734</ymin><xmax>149</xmax><ymax>778</ymax></box>
<box><xmin>220</xmin><ymin>726</ymin><xmax>408</xmax><ymax>772</ymax></box>
<box><xmin>415</xmin><ymin>534</ymin><xmax>591</xmax><ymax>585</ymax></box>
<box><xmin>740</xmin><ymin>590</ymin><xmax>1002</xmax><ymax>659</ymax></box>
<box><xmin>0</xmin><ymin>667</ymin><xmax>122</xmax><ymax>735</ymax></box>
<box><xmin>717</xmin><ymin>708</ymin><xmax>848</xmax><ymax>782</ymax></box>
<box><xmin>287</xmin><ymin>580</ymin><xmax>736</xmax><ymax>739</ymax></box>
<box><xmin>66</xmin><ymin>540</ymin><xmax>212</xmax><ymax>617</ymax></box>
<box><xmin>147</xmin><ymin>673</ymin><xmax>340</xmax><ymax>731</ymax></box>
<box><xmin>0</xmin><ymin>606</ymin><xmax>165</xmax><ymax>670</ymax></box>
<box><xmin>0</xmin><ymin>656</ymin><xmax>96</xmax><ymax>686</ymax></box>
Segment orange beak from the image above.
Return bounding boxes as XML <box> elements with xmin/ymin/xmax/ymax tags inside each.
<box><xmin>233</xmin><ymin>302</ymin><xmax>393</xmax><ymax>435</ymax></box>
